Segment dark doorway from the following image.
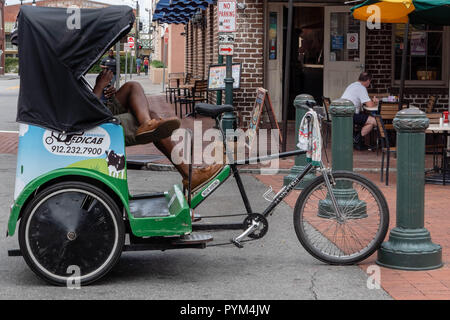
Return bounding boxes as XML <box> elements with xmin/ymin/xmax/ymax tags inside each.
<box><xmin>283</xmin><ymin>7</ymin><xmax>324</xmax><ymax>120</ymax></box>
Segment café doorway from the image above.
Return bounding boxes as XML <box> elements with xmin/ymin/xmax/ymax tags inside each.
<box><xmin>283</xmin><ymin>6</ymin><xmax>324</xmax><ymax>120</ymax></box>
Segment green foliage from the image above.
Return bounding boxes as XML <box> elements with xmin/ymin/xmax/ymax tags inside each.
<box><xmin>88</xmin><ymin>55</ymin><xmax>138</xmax><ymax>74</ymax></box>
<box><xmin>5</xmin><ymin>57</ymin><xmax>19</xmax><ymax>73</ymax></box>
<box><xmin>150</xmin><ymin>60</ymin><xmax>164</xmax><ymax>68</ymax></box>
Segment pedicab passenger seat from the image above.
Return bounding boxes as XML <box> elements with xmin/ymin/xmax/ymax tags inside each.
<box><xmin>195</xmin><ymin>103</ymin><xmax>234</xmax><ymax>119</ymax></box>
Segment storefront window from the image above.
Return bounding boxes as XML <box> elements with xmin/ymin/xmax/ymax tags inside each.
<box><xmin>394</xmin><ymin>24</ymin><xmax>444</xmax><ymax>82</ymax></box>
<box><xmin>330</xmin><ymin>12</ymin><xmax>361</xmax><ymax>62</ymax></box>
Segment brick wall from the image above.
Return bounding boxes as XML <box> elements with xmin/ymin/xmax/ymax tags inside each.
<box><xmin>365</xmin><ymin>24</ymin><xmax>392</xmax><ymax>95</ymax></box>
<box><xmin>185</xmin><ymin>0</ymin><xmax>265</xmax><ymax>127</ymax></box>
<box><xmin>366</xmin><ymin>24</ymin><xmax>449</xmax><ymax>113</ymax></box>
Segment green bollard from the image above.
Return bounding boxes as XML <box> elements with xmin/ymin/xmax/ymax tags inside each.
<box><xmin>377</xmin><ymin>108</ymin><xmax>442</xmax><ymax>270</ymax></box>
<box><xmin>283</xmin><ymin>94</ymin><xmax>317</xmax><ymax>190</ymax></box>
<box><xmin>318</xmin><ymin>99</ymin><xmax>367</xmax><ymax>219</ymax></box>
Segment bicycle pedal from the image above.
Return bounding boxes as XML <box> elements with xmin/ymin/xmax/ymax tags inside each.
<box><xmin>230</xmin><ymin>238</ymin><xmax>244</xmax><ymax>249</ymax></box>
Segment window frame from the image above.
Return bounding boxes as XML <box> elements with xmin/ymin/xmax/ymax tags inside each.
<box><xmin>391</xmin><ymin>25</ymin><xmax>449</xmax><ymax>88</ymax></box>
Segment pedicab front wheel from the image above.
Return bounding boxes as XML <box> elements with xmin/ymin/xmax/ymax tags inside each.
<box><xmin>293</xmin><ymin>172</ymin><xmax>389</xmax><ymax>265</ymax></box>
<box><xmin>19</xmin><ymin>181</ymin><xmax>125</xmax><ymax>286</ymax></box>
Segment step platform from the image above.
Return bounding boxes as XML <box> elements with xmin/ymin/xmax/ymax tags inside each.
<box><xmin>126</xmin><ymin>154</ymin><xmax>165</xmax><ymax>170</ymax></box>
<box><xmin>124</xmin><ymin>233</ymin><xmax>213</xmax><ymax>251</ymax></box>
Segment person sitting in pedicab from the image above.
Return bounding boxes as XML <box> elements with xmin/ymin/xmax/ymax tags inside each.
<box><xmin>94</xmin><ymin>69</ymin><xmax>222</xmax><ymax>191</ymax></box>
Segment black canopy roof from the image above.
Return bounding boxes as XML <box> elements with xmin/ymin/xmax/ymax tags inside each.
<box><xmin>15</xmin><ymin>5</ymin><xmax>135</xmax><ymax>134</ymax></box>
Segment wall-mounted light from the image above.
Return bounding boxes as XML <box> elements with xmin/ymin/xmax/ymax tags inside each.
<box><xmin>192</xmin><ymin>9</ymin><xmax>206</xmax><ymax>29</ymax></box>
<box><xmin>237</xmin><ymin>2</ymin><xmax>246</xmax><ymax>10</ymax></box>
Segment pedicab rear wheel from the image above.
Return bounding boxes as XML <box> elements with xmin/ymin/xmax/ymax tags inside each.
<box><xmin>19</xmin><ymin>181</ymin><xmax>125</xmax><ymax>286</ymax></box>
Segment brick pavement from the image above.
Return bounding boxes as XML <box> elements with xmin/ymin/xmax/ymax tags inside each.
<box><xmin>2</xmin><ymin>93</ymin><xmax>450</xmax><ymax>299</ymax></box>
<box><xmin>254</xmin><ymin>172</ymin><xmax>450</xmax><ymax>300</ymax></box>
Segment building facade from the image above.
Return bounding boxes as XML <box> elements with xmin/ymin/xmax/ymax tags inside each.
<box><xmin>180</xmin><ymin>0</ymin><xmax>449</xmax><ymax>127</ymax></box>
<box><xmin>0</xmin><ymin>0</ymin><xmax>4</xmax><ymax>75</ymax></box>
<box><xmin>150</xmin><ymin>5</ymin><xmax>186</xmax><ymax>75</ymax></box>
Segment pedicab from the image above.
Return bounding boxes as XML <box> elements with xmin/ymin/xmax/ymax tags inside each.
<box><xmin>7</xmin><ymin>5</ymin><xmax>390</xmax><ymax>286</ymax></box>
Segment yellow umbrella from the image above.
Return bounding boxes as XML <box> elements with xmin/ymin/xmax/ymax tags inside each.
<box><xmin>353</xmin><ymin>0</ymin><xmax>415</xmax><ymax>23</ymax></box>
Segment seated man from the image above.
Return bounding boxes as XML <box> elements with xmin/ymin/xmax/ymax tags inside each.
<box><xmin>94</xmin><ymin>69</ymin><xmax>222</xmax><ymax>191</ymax></box>
<box><xmin>341</xmin><ymin>72</ymin><xmax>378</xmax><ymax>151</ymax></box>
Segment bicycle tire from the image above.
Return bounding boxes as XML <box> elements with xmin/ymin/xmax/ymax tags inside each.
<box><xmin>293</xmin><ymin>171</ymin><xmax>389</xmax><ymax>265</ymax></box>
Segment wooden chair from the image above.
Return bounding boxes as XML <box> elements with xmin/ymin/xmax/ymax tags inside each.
<box><xmin>321</xmin><ymin>97</ymin><xmax>332</xmax><ymax>148</ymax></box>
<box><xmin>425</xmin><ymin>113</ymin><xmax>445</xmax><ymax>167</ymax></box>
<box><xmin>426</xmin><ymin>95</ymin><xmax>437</xmax><ymax>113</ymax></box>
<box><xmin>378</xmin><ymin>101</ymin><xmax>401</xmax><ymax>131</ymax></box>
<box><xmin>375</xmin><ymin>115</ymin><xmax>396</xmax><ymax>186</ymax></box>
<box><xmin>174</xmin><ymin>73</ymin><xmax>193</xmax><ymax>116</ymax></box>
<box><xmin>166</xmin><ymin>72</ymin><xmax>184</xmax><ymax>104</ymax></box>
<box><xmin>177</xmin><ymin>80</ymin><xmax>208</xmax><ymax>117</ymax></box>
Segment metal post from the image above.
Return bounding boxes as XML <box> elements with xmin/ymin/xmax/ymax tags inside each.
<box><xmin>283</xmin><ymin>94</ymin><xmax>317</xmax><ymax>189</ymax></box>
<box><xmin>398</xmin><ymin>20</ymin><xmax>409</xmax><ymax>110</ymax></box>
<box><xmin>162</xmin><ymin>40</ymin><xmax>167</xmax><ymax>93</ymax></box>
<box><xmin>222</xmin><ymin>55</ymin><xmax>236</xmax><ymax>134</ymax></box>
<box><xmin>281</xmin><ymin>0</ymin><xmax>294</xmax><ymax>152</ymax></box>
<box><xmin>318</xmin><ymin>99</ymin><xmax>367</xmax><ymax>219</ymax></box>
<box><xmin>130</xmin><ymin>50</ymin><xmax>133</xmax><ymax>80</ymax></box>
<box><xmin>377</xmin><ymin>108</ymin><xmax>442</xmax><ymax>270</ymax></box>
<box><xmin>216</xmin><ymin>55</ymin><xmax>224</xmax><ymax>105</ymax></box>
<box><xmin>125</xmin><ymin>49</ymin><xmax>128</xmax><ymax>82</ymax></box>
<box><xmin>115</xmin><ymin>42</ymin><xmax>121</xmax><ymax>88</ymax></box>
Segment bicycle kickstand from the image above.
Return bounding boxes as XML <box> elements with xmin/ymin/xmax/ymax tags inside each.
<box><xmin>230</xmin><ymin>219</ymin><xmax>260</xmax><ymax>248</ymax></box>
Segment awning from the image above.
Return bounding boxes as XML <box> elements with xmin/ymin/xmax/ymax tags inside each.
<box><xmin>153</xmin><ymin>0</ymin><xmax>214</xmax><ymax>24</ymax></box>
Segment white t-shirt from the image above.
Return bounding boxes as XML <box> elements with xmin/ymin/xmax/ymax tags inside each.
<box><xmin>341</xmin><ymin>82</ymin><xmax>371</xmax><ymax>114</ymax></box>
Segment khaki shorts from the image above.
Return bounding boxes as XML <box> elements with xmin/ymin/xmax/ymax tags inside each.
<box><xmin>106</xmin><ymin>97</ymin><xmax>139</xmax><ymax>146</ymax></box>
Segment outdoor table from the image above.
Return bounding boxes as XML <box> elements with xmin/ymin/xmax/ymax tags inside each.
<box><xmin>425</xmin><ymin>124</ymin><xmax>450</xmax><ymax>185</ymax></box>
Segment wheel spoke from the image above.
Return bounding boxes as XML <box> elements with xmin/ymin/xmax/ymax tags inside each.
<box><xmin>295</xmin><ymin>173</ymin><xmax>388</xmax><ymax>264</ymax></box>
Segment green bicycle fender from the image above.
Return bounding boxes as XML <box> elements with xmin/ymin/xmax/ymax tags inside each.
<box><xmin>8</xmin><ymin>168</ymin><xmax>130</xmax><ymax>237</ymax></box>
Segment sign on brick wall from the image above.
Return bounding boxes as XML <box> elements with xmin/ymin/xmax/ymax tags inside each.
<box><xmin>218</xmin><ymin>0</ymin><xmax>236</xmax><ymax>33</ymax></box>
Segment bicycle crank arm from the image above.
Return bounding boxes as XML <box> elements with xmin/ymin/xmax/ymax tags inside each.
<box><xmin>230</xmin><ymin>220</ymin><xmax>260</xmax><ymax>248</ymax></box>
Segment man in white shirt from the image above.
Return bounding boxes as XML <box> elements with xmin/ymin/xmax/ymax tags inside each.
<box><xmin>341</xmin><ymin>72</ymin><xmax>378</xmax><ymax>150</ymax></box>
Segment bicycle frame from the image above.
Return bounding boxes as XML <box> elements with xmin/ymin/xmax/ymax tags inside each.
<box><xmin>189</xmin><ymin>111</ymin><xmax>317</xmax><ymax>231</ymax></box>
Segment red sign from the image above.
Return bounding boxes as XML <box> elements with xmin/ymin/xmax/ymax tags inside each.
<box><xmin>128</xmin><ymin>37</ymin><xmax>135</xmax><ymax>49</ymax></box>
<box><xmin>219</xmin><ymin>44</ymin><xmax>234</xmax><ymax>55</ymax></box>
<box><xmin>218</xmin><ymin>0</ymin><xmax>236</xmax><ymax>32</ymax></box>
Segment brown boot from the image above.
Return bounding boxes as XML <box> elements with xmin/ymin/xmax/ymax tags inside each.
<box><xmin>135</xmin><ymin>117</ymin><xmax>181</xmax><ymax>144</ymax></box>
<box><xmin>182</xmin><ymin>164</ymin><xmax>223</xmax><ymax>192</ymax></box>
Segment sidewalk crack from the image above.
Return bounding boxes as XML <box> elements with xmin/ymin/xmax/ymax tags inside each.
<box><xmin>309</xmin><ymin>270</ymin><xmax>319</xmax><ymax>300</ymax></box>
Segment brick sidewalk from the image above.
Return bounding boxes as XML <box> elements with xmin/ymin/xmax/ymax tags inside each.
<box><xmin>254</xmin><ymin>172</ymin><xmax>450</xmax><ymax>300</ymax></box>
<box><xmin>2</xmin><ymin>93</ymin><xmax>450</xmax><ymax>299</ymax></box>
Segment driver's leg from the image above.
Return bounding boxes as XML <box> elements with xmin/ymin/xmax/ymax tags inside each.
<box><xmin>154</xmin><ymin>137</ymin><xmax>222</xmax><ymax>191</ymax></box>
<box><xmin>115</xmin><ymin>81</ymin><xmax>180</xmax><ymax>143</ymax></box>
<box><xmin>115</xmin><ymin>82</ymin><xmax>222</xmax><ymax>191</ymax></box>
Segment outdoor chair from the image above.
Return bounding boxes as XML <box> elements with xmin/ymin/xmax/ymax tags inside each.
<box><xmin>165</xmin><ymin>72</ymin><xmax>184</xmax><ymax>104</ymax></box>
<box><xmin>426</xmin><ymin>95</ymin><xmax>437</xmax><ymax>113</ymax></box>
<box><xmin>375</xmin><ymin>115</ymin><xmax>396</xmax><ymax>186</ymax></box>
<box><xmin>177</xmin><ymin>79</ymin><xmax>208</xmax><ymax>118</ymax></box>
<box><xmin>173</xmin><ymin>73</ymin><xmax>193</xmax><ymax>117</ymax></box>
